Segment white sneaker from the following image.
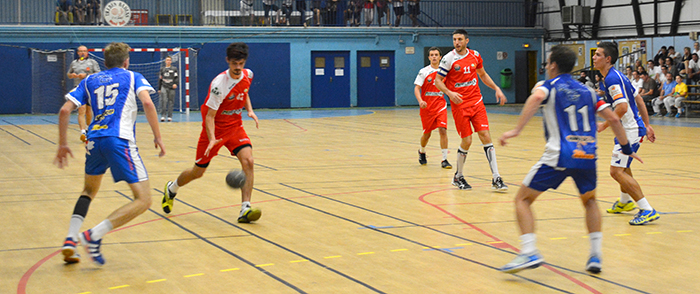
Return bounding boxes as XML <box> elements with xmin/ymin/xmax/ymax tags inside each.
<box><xmin>168</xmin><ymin>117</ymin><xmax>172</xmax><ymax>122</ymax></box>
<box><xmin>499</xmin><ymin>252</ymin><xmax>544</xmax><ymax>273</ymax></box>
<box><xmin>160</xmin><ymin>117</ymin><xmax>165</xmax><ymax>122</ymax></box>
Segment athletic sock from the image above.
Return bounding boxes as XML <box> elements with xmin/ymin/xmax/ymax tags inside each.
<box><xmin>419</xmin><ymin>146</ymin><xmax>426</xmax><ymax>153</ymax></box>
<box><xmin>520</xmin><ymin>233</ymin><xmax>537</xmax><ymax>255</ymax></box>
<box><xmin>68</xmin><ymin>196</ymin><xmax>91</xmax><ymax>239</ymax></box>
<box><xmin>619</xmin><ymin>192</ymin><xmax>632</xmax><ymax>203</ymax></box>
<box><xmin>589</xmin><ymin>232</ymin><xmax>603</xmax><ymax>257</ymax></box>
<box><xmin>442</xmin><ymin>149</ymin><xmax>448</xmax><ymax>161</ymax></box>
<box><xmin>90</xmin><ymin>219</ymin><xmax>113</xmax><ymax>240</ymax></box>
<box><xmin>455</xmin><ymin>148</ymin><xmax>468</xmax><ymax>177</ymax></box>
<box><xmin>169</xmin><ymin>180</ymin><xmax>180</xmax><ymax>195</ymax></box>
<box><xmin>636</xmin><ymin>198</ymin><xmax>653</xmax><ymax>211</ymax></box>
<box><xmin>483</xmin><ymin>143</ymin><xmax>500</xmax><ymax>178</ymax></box>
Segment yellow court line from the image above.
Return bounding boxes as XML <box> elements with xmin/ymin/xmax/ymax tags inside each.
<box><xmin>324</xmin><ymin>255</ymin><xmax>342</xmax><ymax>259</ymax></box>
<box><xmin>550</xmin><ymin>237</ymin><xmax>567</xmax><ymax>240</ymax></box>
<box><xmin>390</xmin><ymin>249</ymin><xmax>408</xmax><ymax>252</ymax></box>
<box><xmin>614</xmin><ymin>234</ymin><xmax>632</xmax><ymax>237</ymax></box>
<box><xmin>290</xmin><ymin>259</ymin><xmax>308</xmax><ymax>263</ymax></box>
<box><xmin>678</xmin><ymin>230</ymin><xmax>693</xmax><ymax>233</ymax></box>
<box><xmin>108</xmin><ymin>285</ymin><xmax>130</xmax><ymax>290</ymax></box>
<box><xmin>256</xmin><ymin>263</ymin><xmax>274</xmax><ymax>267</ymax></box>
<box><xmin>220</xmin><ymin>268</ymin><xmax>240</xmax><ymax>272</ymax></box>
<box><xmin>487</xmin><ymin>241</ymin><xmax>503</xmax><ymax>244</ymax></box>
<box><xmin>582</xmin><ymin>236</ymin><xmax>589</xmax><ymax>238</ymax></box>
<box><xmin>455</xmin><ymin>243</ymin><xmax>473</xmax><ymax>246</ymax></box>
<box><xmin>357</xmin><ymin>252</ymin><xmax>375</xmax><ymax>255</ymax></box>
<box><xmin>146</xmin><ymin>279</ymin><xmax>166</xmax><ymax>283</ymax></box>
<box><xmin>184</xmin><ymin>273</ymin><xmax>204</xmax><ymax>278</ymax></box>
<box><xmin>78</xmin><ymin>292</ymin><xmax>92</xmax><ymax>294</ymax></box>
<box><xmin>646</xmin><ymin>232</ymin><xmax>662</xmax><ymax>235</ymax></box>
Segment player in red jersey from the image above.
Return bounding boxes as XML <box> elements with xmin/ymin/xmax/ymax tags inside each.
<box><xmin>414</xmin><ymin>47</ymin><xmax>451</xmax><ymax>169</ymax></box>
<box><xmin>161</xmin><ymin>42</ymin><xmax>262</xmax><ymax>223</ymax></box>
<box><xmin>434</xmin><ymin>29</ymin><xmax>508</xmax><ymax>192</ymax></box>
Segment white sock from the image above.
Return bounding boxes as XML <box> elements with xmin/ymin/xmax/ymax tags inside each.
<box><xmin>80</xmin><ymin>129</ymin><xmax>86</xmax><ymax>134</ymax></box>
<box><xmin>169</xmin><ymin>180</ymin><xmax>180</xmax><ymax>194</ymax></box>
<box><xmin>589</xmin><ymin>232</ymin><xmax>602</xmax><ymax>257</ymax></box>
<box><xmin>636</xmin><ymin>198</ymin><xmax>653</xmax><ymax>211</ymax></box>
<box><xmin>455</xmin><ymin>148</ymin><xmax>468</xmax><ymax>177</ymax></box>
<box><xmin>90</xmin><ymin>219</ymin><xmax>113</xmax><ymax>240</ymax></box>
<box><xmin>419</xmin><ymin>146</ymin><xmax>425</xmax><ymax>153</ymax></box>
<box><xmin>68</xmin><ymin>215</ymin><xmax>84</xmax><ymax>240</ymax></box>
<box><xmin>241</xmin><ymin>201</ymin><xmax>251</xmax><ymax>210</ymax></box>
<box><xmin>619</xmin><ymin>192</ymin><xmax>632</xmax><ymax>203</ymax></box>
<box><xmin>520</xmin><ymin>233</ymin><xmax>537</xmax><ymax>255</ymax></box>
<box><xmin>483</xmin><ymin>143</ymin><xmax>500</xmax><ymax>178</ymax></box>
<box><xmin>442</xmin><ymin>149</ymin><xmax>448</xmax><ymax>161</ymax></box>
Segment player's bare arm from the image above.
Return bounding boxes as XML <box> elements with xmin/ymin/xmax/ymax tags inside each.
<box><xmin>634</xmin><ymin>93</ymin><xmax>655</xmax><ymax>143</ymax></box>
<box><xmin>597</xmin><ymin>101</ymin><xmax>628</xmax><ymax>132</ymax></box>
<box><xmin>244</xmin><ymin>92</ymin><xmax>259</xmax><ymax>129</ymax></box>
<box><xmin>414</xmin><ymin>84</ymin><xmax>427</xmax><ymax>108</ymax></box>
<box><xmin>137</xmin><ymin>89</ymin><xmax>166</xmax><ymax>157</ymax></box>
<box><xmin>54</xmin><ymin>100</ymin><xmax>77</xmax><ymax>168</ymax></box>
<box><xmin>434</xmin><ymin>74</ymin><xmax>462</xmax><ymax>104</ymax></box>
<box><xmin>500</xmin><ymin>89</ymin><xmax>545</xmax><ymax>146</ymax></box>
<box><xmin>476</xmin><ymin>67</ymin><xmax>507</xmax><ymax>105</ymax></box>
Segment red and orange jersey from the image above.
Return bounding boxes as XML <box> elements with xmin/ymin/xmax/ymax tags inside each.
<box><xmin>437</xmin><ymin>49</ymin><xmax>484</xmax><ymax>104</ymax></box>
<box><xmin>201</xmin><ymin>68</ymin><xmax>254</xmax><ymax>130</ymax></box>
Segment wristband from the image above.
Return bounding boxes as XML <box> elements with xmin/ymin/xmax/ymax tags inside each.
<box><xmin>620</xmin><ymin>143</ymin><xmax>633</xmax><ymax>155</ymax></box>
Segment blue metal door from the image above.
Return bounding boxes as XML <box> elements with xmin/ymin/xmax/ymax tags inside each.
<box><xmin>357</xmin><ymin>51</ymin><xmax>395</xmax><ymax>107</ymax></box>
<box><xmin>311</xmin><ymin>51</ymin><xmax>350</xmax><ymax>108</ymax></box>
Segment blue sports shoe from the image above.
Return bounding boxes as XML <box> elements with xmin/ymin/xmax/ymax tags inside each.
<box><xmin>629</xmin><ymin>209</ymin><xmax>660</xmax><ymax>225</ymax></box>
<box><xmin>61</xmin><ymin>236</ymin><xmax>81</xmax><ymax>264</ymax></box>
<box><xmin>499</xmin><ymin>252</ymin><xmax>544</xmax><ymax>273</ymax></box>
<box><xmin>78</xmin><ymin>229</ymin><xmax>105</xmax><ymax>266</ymax></box>
<box><xmin>586</xmin><ymin>255</ymin><xmax>602</xmax><ymax>273</ymax></box>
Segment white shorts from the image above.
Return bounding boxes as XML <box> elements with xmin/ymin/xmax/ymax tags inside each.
<box><xmin>610</xmin><ymin>136</ymin><xmax>641</xmax><ymax>168</ymax></box>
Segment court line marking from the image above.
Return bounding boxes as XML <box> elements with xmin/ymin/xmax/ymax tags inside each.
<box><xmin>146</xmin><ymin>279</ymin><xmax>167</xmax><ymax>283</ymax></box>
<box><xmin>108</xmin><ymin>285</ymin><xmax>129</xmax><ymax>290</ymax></box>
<box><xmin>269</xmin><ymin>184</ymin><xmax>574</xmax><ymax>294</ymax></box>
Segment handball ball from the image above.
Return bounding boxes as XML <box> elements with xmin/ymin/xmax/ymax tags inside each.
<box><xmin>226</xmin><ymin>169</ymin><xmax>246</xmax><ymax>189</ymax></box>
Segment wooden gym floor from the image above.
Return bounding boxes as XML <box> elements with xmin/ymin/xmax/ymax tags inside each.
<box><xmin>2</xmin><ymin>105</ymin><xmax>700</xmax><ymax>294</ymax></box>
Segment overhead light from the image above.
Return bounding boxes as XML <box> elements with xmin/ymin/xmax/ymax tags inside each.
<box><xmin>523</xmin><ymin>43</ymin><xmax>531</xmax><ymax>48</ymax></box>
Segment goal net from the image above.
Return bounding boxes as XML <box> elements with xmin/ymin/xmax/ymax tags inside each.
<box><xmin>31</xmin><ymin>47</ymin><xmax>199</xmax><ymax>114</ymax></box>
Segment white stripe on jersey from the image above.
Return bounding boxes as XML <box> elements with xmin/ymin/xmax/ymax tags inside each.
<box><xmin>609</xmin><ymin>70</ymin><xmax>644</xmax><ymax>135</ymax></box>
<box><xmin>540</xmin><ymin>86</ymin><xmax>562</xmax><ymax>167</ymax></box>
<box><xmin>120</xmin><ymin>71</ymin><xmax>138</xmax><ymax>142</ymax></box>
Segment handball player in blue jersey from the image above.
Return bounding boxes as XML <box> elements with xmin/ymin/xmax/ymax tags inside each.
<box><xmin>54</xmin><ymin>42</ymin><xmax>166</xmax><ymax>266</ymax></box>
<box><xmin>498</xmin><ymin>46</ymin><xmax>640</xmax><ymax>274</ymax></box>
<box><xmin>593</xmin><ymin>42</ymin><xmax>660</xmax><ymax>226</ymax></box>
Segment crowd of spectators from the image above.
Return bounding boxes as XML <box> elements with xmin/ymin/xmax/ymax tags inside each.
<box><xmin>55</xmin><ymin>0</ymin><xmax>101</xmax><ymax>25</ymax></box>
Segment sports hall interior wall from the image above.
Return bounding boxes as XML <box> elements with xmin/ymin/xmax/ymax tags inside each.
<box><xmin>0</xmin><ymin>26</ymin><xmax>545</xmax><ymax>115</ymax></box>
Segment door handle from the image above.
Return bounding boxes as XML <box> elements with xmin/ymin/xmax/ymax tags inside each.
<box><xmin>375</xmin><ymin>76</ymin><xmax>378</xmax><ymax>82</ymax></box>
<box><xmin>330</xmin><ymin>77</ymin><xmax>333</xmax><ymax>82</ymax></box>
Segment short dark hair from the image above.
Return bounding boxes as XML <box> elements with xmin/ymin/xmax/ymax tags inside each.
<box><xmin>549</xmin><ymin>45</ymin><xmax>576</xmax><ymax>74</ymax></box>
<box><xmin>668</xmin><ymin>46</ymin><xmax>675</xmax><ymax>50</ymax></box>
<box><xmin>428</xmin><ymin>46</ymin><xmax>442</xmax><ymax>55</ymax></box>
<box><xmin>452</xmin><ymin>29</ymin><xmax>468</xmax><ymax>39</ymax></box>
<box><xmin>640</xmin><ymin>71</ymin><xmax>648</xmax><ymax>76</ymax></box>
<box><xmin>661</xmin><ymin>46</ymin><xmax>667</xmax><ymax>50</ymax></box>
<box><xmin>647</xmin><ymin>60</ymin><xmax>654</xmax><ymax>63</ymax></box>
<box><xmin>598</xmin><ymin>42</ymin><xmax>619</xmax><ymax>65</ymax></box>
<box><xmin>693</xmin><ymin>53</ymin><xmax>699</xmax><ymax>58</ymax></box>
<box><xmin>226</xmin><ymin>42</ymin><xmax>249</xmax><ymax>60</ymax></box>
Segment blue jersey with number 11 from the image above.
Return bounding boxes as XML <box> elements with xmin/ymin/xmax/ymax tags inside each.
<box><xmin>536</xmin><ymin>74</ymin><xmax>610</xmax><ymax>169</ymax></box>
<box><xmin>65</xmin><ymin>67</ymin><xmax>155</xmax><ymax>142</ymax></box>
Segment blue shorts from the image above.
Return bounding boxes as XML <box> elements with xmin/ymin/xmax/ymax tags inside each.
<box><xmin>85</xmin><ymin>137</ymin><xmax>148</xmax><ymax>184</ymax></box>
<box><xmin>522</xmin><ymin>162</ymin><xmax>597</xmax><ymax>194</ymax></box>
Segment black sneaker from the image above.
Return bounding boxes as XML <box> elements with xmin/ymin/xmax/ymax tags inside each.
<box><xmin>418</xmin><ymin>150</ymin><xmax>427</xmax><ymax>165</ymax></box>
<box><xmin>492</xmin><ymin>177</ymin><xmax>508</xmax><ymax>192</ymax></box>
<box><xmin>452</xmin><ymin>174</ymin><xmax>472</xmax><ymax>190</ymax></box>
<box><xmin>441</xmin><ymin>160</ymin><xmax>452</xmax><ymax>169</ymax></box>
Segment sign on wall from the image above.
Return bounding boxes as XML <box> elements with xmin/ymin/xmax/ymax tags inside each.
<box><xmin>104</xmin><ymin>1</ymin><xmax>132</xmax><ymax>27</ymax></box>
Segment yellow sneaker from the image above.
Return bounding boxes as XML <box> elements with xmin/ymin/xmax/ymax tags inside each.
<box><xmin>606</xmin><ymin>200</ymin><xmax>636</xmax><ymax>214</ymax></box>
<box><xmin>629</xmin><ymin>209</ymin><xmax>660</xmax><ymax>225</ymax></box>
<box><xmin>238</xmin><ymin>207</ymin><xmax>262</xmax><ymax>223</ymax></box>
<box><xmin>162</xmin><ymin>181</ymin><xmax>176</xmax><ymax>214</ymax></box>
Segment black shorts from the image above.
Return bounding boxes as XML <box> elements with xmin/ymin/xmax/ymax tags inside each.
<box><xmin>408</xmin><ymin>3</ymin><xmax>420</xmax><ymax>16</ymax></box>
<box><xmin>393</xmin><ymin>6</ymin><xmax>404</xmax><ymax>16</ymax></box>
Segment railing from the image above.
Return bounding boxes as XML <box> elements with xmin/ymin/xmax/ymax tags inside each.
<box><xmin>1</xmin><ymin>0</ymin><xmax>541</xmax><ymax>28</ymax></box>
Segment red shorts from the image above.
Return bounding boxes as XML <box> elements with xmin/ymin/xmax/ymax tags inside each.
<box><xmin>451</xmin><ymin>101</ymin><xmax>489</xmax><ymax>138</ymax></box>
<box><xmin>195</xmin><ymin>126</ymin><xmax>251</xmax><ymax>167</ymax></box>
<box><xmin>420</xmin><ymin>108</ymin><xmax>448</xmax><ymax>133</ymax></box>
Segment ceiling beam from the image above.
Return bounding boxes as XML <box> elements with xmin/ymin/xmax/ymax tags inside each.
<box><xmin>670</xmin><ymin>0</ymin><xmax>683</xmax><ymax>35</ymax></box>
<box><xmin>558</xmin><ymin>0</ymin><xmax>571</xmax><ymax>40</ymax></box>
<box><xmin>631</xmin><ymin>0</ymin><xmax>645</xmax><ymax>37</ymax></box>
<box><xmin>592</xmin><ymin>0</ymin><xmax>603</xmax><ymax>39</ymax></box>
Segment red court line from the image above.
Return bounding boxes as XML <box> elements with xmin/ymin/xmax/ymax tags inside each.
<box><xmin>419</xmin><ymin>189</ymin><xmax>602</xmax><ymax>294</ymax></box>
<box><xmin>17</xmin><ymin>194</ymin><xmax>316</xmax><ymax>294</ymax></box>
<box><xmin>283</xmin><ymin>119</ymin><xmax>308</xmax><ymax>132</ymax></box>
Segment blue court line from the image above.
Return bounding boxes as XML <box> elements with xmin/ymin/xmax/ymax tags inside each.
<box><xmin>276</xmin><ymin>183</ymin><xmax>650</xmax><ymax>294</ymax></box>
<box><xmin>151</xmin><ymin>189</ymin><xmax>387</xmax><ymax>294</ymax></box>
<box><xmin>423</xmin><ymin>247</ymin><xmax>465</xmax><ymax>253</ymax></box>
<box><xmin>0</xmin><ymin>127</ymin><xmax>30</xmax><ymax>145</ymax></box>
<box><xmin>115</xmin><ymin>190</ymin><xmax>308</xmax><ymax>294</ymax></box>
<box><xmin>261</xmin><ymin>185</ymin><xmax>574</xmax><ymax>293</ymax></box>
<box><xmin>1</xmin><ymin>119</ymin><xmax>55</xmax><ymax>144</ymax></box>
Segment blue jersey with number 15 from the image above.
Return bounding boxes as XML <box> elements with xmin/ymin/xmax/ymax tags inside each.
<box><xmin>65</xmin><ymin>68</ymin><xmax>155</xmax><ymax>142</ymax></box>
<box><xmin>536</xmin><ymin>74</ymin><xmax>610</xmax><ymax>169</ymax></box>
